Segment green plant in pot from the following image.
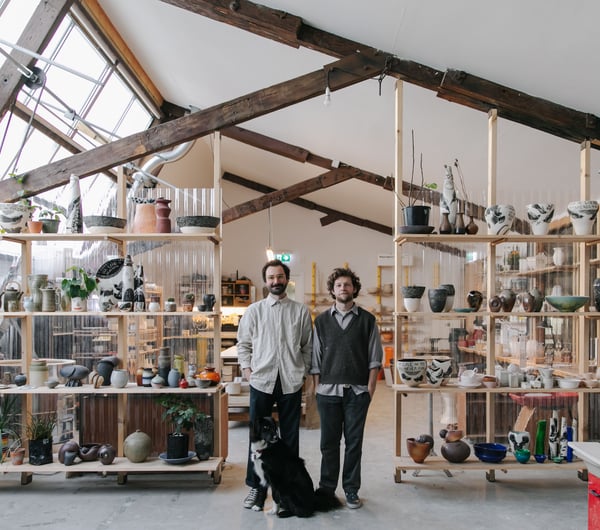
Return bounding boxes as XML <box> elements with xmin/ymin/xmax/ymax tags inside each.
<box><xmin>0</xmin><ymin>394</ymin><xmax>20</xmax><ymax>463</ymax></box>
<box><xmin>156</xmin><ymin>395</ymin><xmax>205</xmax><ymax>460</ymax></box>
<box><xmin>394</xmin><ymin>130</ymin><xmax>437</xmax><ymax>230</ymax></box>
<box><xmin>61</xmin><ymin>266</ymin><xmax>98</xmax><ymax>311</ymax></box>
<box><xmin>38</xmin><ymin>204</ymin><xmax>66</xmax><ymax>233</ymax></box>
<box><xmin>25</xmin><ymin>412</ymin><xmax>56</xmax><ymax>465</ymax></box>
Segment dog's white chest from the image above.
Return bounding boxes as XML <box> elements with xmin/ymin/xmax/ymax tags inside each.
<box><xmin>251</xmin><ymin>441</ymin><xmax>268</xmax><ymax>487</ymax></box>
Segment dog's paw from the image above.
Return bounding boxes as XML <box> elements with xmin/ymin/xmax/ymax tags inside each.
<box><xmin>250</xmin><ymin>505</ymin><xmax>263</xmax><ymax>512</ymax></box>
<box><xmin>266</xmin><ymin>503</ymin><xmax>279</xmax><ymax>515</ymax></box>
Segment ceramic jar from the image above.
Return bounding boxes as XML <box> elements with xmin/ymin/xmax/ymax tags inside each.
<box><xmin>110</xmin><ymin>369</ymin><xmax>129</xmax><ymax>388</ymax></box>
<box><xmin>499</xmin><ymin>288</ymin><xmax>516</xmax><ymax>312</ymax></box>
<box><xmin>484</xmin><ymin>204</ymin><xmax>515</xmax><ymax>235</ymax></box>
<box><xmin>568</xmin><ymin>200</ymin><xmax>599</xmax><ymax>235</ymax></box>
<box><xmin>406</xmin><ymin>436</ymin><xmax>434</xmax><ymax>463</ymax></box>
<box><xmin>439</xmin><ymin>429</ymin><xmax>471</xmax><ymax>463</ymax></box>
<box><xmin>155</xmin><ymin>197</ymin><xmax>172</xmax><ymax>233</ymax></box>
<box><xmin>98</xmin><ymin>444</ymin><xmax>116</xmax><ymax>465</ymax></box>
<box><xmin>123</xmin><ymin>430</ymin><xmax>152</xmax><ymax>463</ymax></box>
<box><xmin>396</xmin><ymin>359</ymin><xmax>427</xmax><ymax>387</ymax></box>
<box><xmin>131</xmin><ymin>201</ymin><xmax>157</xmax><ymax>233</ymax></box>
<box><xmin>167</xmin><ymin>368</ymin><xmax>181</xmax><ymax>388</ymax></box>
<box><xmin>426</xmin><ymin>358</ymin><xmax>452</xmax><ymax>387</ymax></box>
<box><xmin>467</xmin><ymin>290</ymin><xmax>483</xmax><ymax>311</ymax></box>
<box><xmin>439</xmin><ymin>284</ymin><xmax>455</xmax><ymax>312</ymax></box>
<box><xmin>148</xmin><ymin>295</ymin><xmax>161</xmax><ymax>312</ymax></box>
<box><xmin>508</xmin><ymin>430</ymin><xmax>530</xmax><ymax>453</ymax></box>
<box><xmin>552</xmin><ymin>247</ymin><xmax>565</xmax><ymax>266</ymax></box>
<box><xmin>142</xmin><ymin>367</ymin><xmax>154</xmax><ymax>387</ymax></box>
<box><xmin>29</xmin><ymin>360</ymin><xmax>48</xmax><ymax>388</ymax></box>
<box><xmin>526</xmin><ymin>203</ymin><xmax>554</xmax><ymax>235</ymax></box>
<box><xmin>198</xmin><ymin>366</ymin><xmax>221</xmax><ymax>386</ymax></box>
<box><xmin>28</xmin><ymin>273</ymin><xmax>48</xmax><ymax>311</ymax></box>
<box><xmin>165</xmin><ymin>298</ymin><xmax>177</xmax><ymax>312</ymax></box>
<box><xmin>428</xmin><ymin>288</ymin><xmax>447</xmax><ymax>313</ymax></box>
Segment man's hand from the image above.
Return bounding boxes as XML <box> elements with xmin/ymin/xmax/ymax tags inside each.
<box><xmin>242</xmin><ymin>367</ymin><xmax>252</xmax><ymax>381</ymax></box>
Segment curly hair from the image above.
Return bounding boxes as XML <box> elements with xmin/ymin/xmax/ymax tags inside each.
<box><xmin>326</xmin><ymin>267</ymin><xmax>361</xmax><ymax>299</ymax></box>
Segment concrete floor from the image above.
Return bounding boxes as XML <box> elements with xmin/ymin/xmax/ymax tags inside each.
<box><xmin>0</xmin><ymin>382</ymin><xmax>590</xmax><ymax>529</ymax></box>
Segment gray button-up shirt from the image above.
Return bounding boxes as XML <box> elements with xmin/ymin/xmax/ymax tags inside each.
<box><xmin>237</xmin><ymin>293</ymin><xmax>313</xmax><ymax>394</ymax></box>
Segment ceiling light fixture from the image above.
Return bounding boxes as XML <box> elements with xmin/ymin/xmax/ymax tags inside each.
<box><xmin>323</xmin><ymin>68</ymin><xmax>332</xmax><ymax>106</ymax></box>
<box><xmin>266</xmin><ymin>202</ymin><xmax>275</xmax><ymax>260</ymax></box>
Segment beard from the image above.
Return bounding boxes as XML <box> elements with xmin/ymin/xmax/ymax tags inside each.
<box><xmin>335</xmin><ymin>292</ymin><xmax>354</xmax><ymax>304</ymax></box>
<box><xmin>269</xmin><ymin>283</ymin><xmax>287</xmax><ymax>296</ymax></box>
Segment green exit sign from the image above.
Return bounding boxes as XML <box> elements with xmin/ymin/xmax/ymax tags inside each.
<box><xmin>276</xmin><ymin>253</ymin><xmax>291</xmax><ymax>262</ymax></box>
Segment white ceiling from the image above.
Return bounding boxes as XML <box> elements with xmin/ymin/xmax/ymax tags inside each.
<box><xmin>98</xmin><ymin>0</ymin><xmax>600</xmax><ymax>230</ymax></box>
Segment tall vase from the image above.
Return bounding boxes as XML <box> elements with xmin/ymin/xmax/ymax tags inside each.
<box><xmin>131</xmin><ymin>202</ymin><xmax>157</xmax><ymax>233</ymax></box>
<box><xmin>439</xmin><ymin>212</ymin><xmax>452</xmax><ymax>234</ymax></box>
<box><xmin>28</xmin><ymin>274</ymin><xmax>48</xmax><ymax>311</ymax></box>
<box><xmin>119</xmin><ymin>255</ymin><xmax>135</xmax><ymax>311</ymax></box>
<box><xmin>454</xmin><ymin>211</ymin><xmax>466</xmax><ymax>234</ymax></box>
<box><xmin>466</xmin><ymin>215</ymin><xmax>479</xmax><ymax>234</ymax></box>
<box><xmin>64</xmin><ymin>174</ymin><xmax>83</xmax><ymax>233</ymax></box>
<box><xmin>155</xmin><ymin>198</ymin><xmax>172</xmax><ymax>233</ymax></box>
<box><xmin>440</xmin><ymin>165</ymin><xmax>458</xmax><ymax>227</ymax></box>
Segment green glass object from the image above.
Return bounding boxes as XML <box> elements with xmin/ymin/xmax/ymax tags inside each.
<box><xmin>535</xmin><ymin>419</ymin><xmax>547</xmax><ymax>455</ymax></box>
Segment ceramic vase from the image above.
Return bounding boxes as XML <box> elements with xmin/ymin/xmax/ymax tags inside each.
<box><xmin>428</xmin><ymin>288</ymin><xmax>447</xmax><ymax>313</ymax></box>
<box><xmin>198</xmin><ymin>366</ymin><xmax>221</xmax><ymax>386</ymax></box>
<box><xmin>426</xmin><ymin>358</ymin><xmax>452</xmax><ymax>386</ymax></box>
<box><xmin>440</xmin><ymin>165</ymin><xmax>458</xmax><ymax>227</ymax></box>
<box><xmin>526</xmin><ymin>203</ymin><xmax>554</xmax><ymax>235</ymax></box>
<box><xmin>439</xmin><ymin>284</ymin><xmax>455</xmax><ymax>312</ymax></box>
<box><xmin>110</xmin><ymin>369</ymin><xmax>129</xmax><ymax>388</ymax></box>
<box><xmin>28</xmin><ymin>274</ymin><xmax>48</xmax><ymax>311</ymax></box>
<box><xmin>406</xmin><ymin>437</ymin><xmax>433</xmax><ymax>463</ymax></box>
<box><xmin>123</xmin><ymin>430</ymin><xmax>151</xmax><ymax>463</ymax></box>
<box><xmin>439</xmin><ymin>212</ymin><xmax>452</xmax><ymax>234</ymax></box>
<box><xmin>465</xmin><ymin>215</ymin><xmax>479</xmax><ymax>235</ymax></box>
<box><xmin>131</xmin><ymin>201</ymin><xmax>157</xmax><ymax>233</ymax></box>
<box><xmin>155</xmin><ymin>198</ymin><xmax>172</xmax><ymax>233</ymax></box>
<box><xmin>168</xmin><ymin>368</ymin><xmax>181</xmax><ymax>388</ymax></box>
<box><xmin>396</xmin><ymin>359</ymin><xmax>427</xmax><ymax>387</ymax></box>
<box><xmin>119</xmin><ymin>255</ymin><xmax>135</xmax><ymax>311</ymax></box>
<box><xmin>499</xmin><ymin>288</ymin><xmax>516</xmax><ymax>312</ymax></box>
<box><xmin>98</xmin><ymin>444</ymin><xmax>116</xmax><ymax>465</ymax></box>
<box><xmin>440</xmin><ymin>439</ymin><xmax>471</xmax><ymax>463</ymax></box>
<box><xmin>568</xmin><ymin>200</ymin><xmax>599</xmax><ymax>235</ymax></box>
<box><xmin>508</xmin><ymin>430</ymin><xmax>530</xmax><ymax>453</ymax></box>
<box><xmin>467</xmin><ymin>290</ymin><xmax>483</xmax><ymax>311</ymax></box>
<box><xmin>484</xmin><ymin>204</ymin><xmax>515</xmax><ymax>235</ymax></box>
<box><xmin>534</xmin><ymin>419</ymin><xmax>547</xmax><ymax>457</ymax></box>
<box><xmin>552</xmin><ymin>247</ymin><xmax>565</xmax><ymax>266</ymax></box>
<box><xmin>64</xmin><ymin>174</ymin><xmax>83</xmax><ymax>233</ymax></box>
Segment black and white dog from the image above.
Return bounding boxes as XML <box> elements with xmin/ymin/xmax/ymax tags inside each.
<box><xmin>250</xmin><ymin>416</ymin><xmax>340</xmax><ymax>518</ymax></box>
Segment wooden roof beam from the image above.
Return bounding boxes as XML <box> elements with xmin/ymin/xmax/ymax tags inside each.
<box><xmin>0</xmin><ymin>50</ymin><xmax>390</xmax><ymax>201</ymax></box>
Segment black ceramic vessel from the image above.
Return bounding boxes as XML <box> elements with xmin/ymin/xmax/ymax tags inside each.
<box><xmin>428</xmin><ymin>288</ymin><xmax>448</xmax><ymax>313</ymax></box>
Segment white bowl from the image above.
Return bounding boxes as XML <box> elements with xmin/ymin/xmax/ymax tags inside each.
<box><xmin>557</xmin><ymin>378</ymin><xmax>581</xmax><ymax>389</ymax></box>
<box><xmin>396</xmin><ymin>359</ymin><xmax>427</xmax><ymax>387</ymax></box>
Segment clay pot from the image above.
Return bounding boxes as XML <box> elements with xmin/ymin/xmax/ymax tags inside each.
<box><xmin>98</xmin><ymin>444</ymin><xmax>117</xmax><ymax>465</ymax></box>
<box><xmin>78</xmin><ymin>443</ymin><xmax>101</xmax><ymax>461</ymax></box>
<box><xmin>123</xmin><ymin>430</ymin><xmax>152</xmax><ymax>463</ymax></box>
<box><xmin>441</xmin><ymin>440</ymin><xmax>471</xmax><ymax>463</ymax></box>
<box><xmin>500</xmin><ymin>289</ymin><xmax>516</xmax><ymax>312</ymax></box>
<box><xmin>406</xmin><ymin>437</ymin><xmax>433</xmax><ymax>463</ymax></box>
<box><xmin>198</xmin><ymin>366</ymin><xmax>221</xmax><ymax>386</ymax></box>
<box><xmin>10</xmin><ymin>447</ymin><xmax>25</xmax><ymax>465</ymax></box>
<box><xmin>467</xmin><ymin>290</ymin><xmax>483</xmax><ymax>311</ymax></box>
<box><xmin>58</xmin><ymin>440</ymin><xmax>80</xmax><ymax>465</ymax></box>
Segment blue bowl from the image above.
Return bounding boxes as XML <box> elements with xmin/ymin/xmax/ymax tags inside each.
<box><xmin>534</xmin><ymin>454</ymin><xmax>547</xmax><ymax>463</ymax></box>
<box><xmin>473</xmin><ymin>442</ymin><xmax>507</xmax><ymax>463</ymax></box>
<box><xmin>514</xmin><ymin>449</ymin><xmax>531</xmax><ymax>463</ymax></box>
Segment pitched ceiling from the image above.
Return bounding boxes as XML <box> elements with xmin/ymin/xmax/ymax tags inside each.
<box><xmin>4</xmin><ymin>0</ymin><xmax>600</xmax><ymax>232</ymax></box>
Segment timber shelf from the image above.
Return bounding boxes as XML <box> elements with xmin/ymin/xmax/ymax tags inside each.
<box><xmin>0</xmin><ymin>455</ymin><xmax>224</xmax><ymax>485</ymax></box>
<box><xmin>393</xmin><ymin>455</ymin><xmax>587</xmax><ymax>483</ymax></box>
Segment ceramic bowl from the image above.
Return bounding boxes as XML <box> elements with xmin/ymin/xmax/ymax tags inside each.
<box><xmin>401</xmin><ymin>285</ymin><xmax>425</xmax><ymax>299</ymax></box>
<box><xmin>534</xmin><ymin>454</ymin><xmax>547</xmax><ymax>463</ymax></box>
<box><xmin>195</xmin><ymin>378</ymin><xmax>212</xmax><ymax>389</ymax></box>
<box><xmin>557</xmin><ymin>378</ymin><xmax>581</xmax><ymax>389</ymax></box>
<box><xmin>396</xmin><ymin>359</ymin><xmax>427</xmax><ymax>387</ymax></box>
<box><xmin>176</xmin><ymin>215</ymin><xmax>220</xmax><ymax>233</ymax></box>
<box><xmin>83</xmin><ymin>215</ymin><xmax>126</xmax><ymax>233</ymax></box>
<box><xmin>473</xmin><ymin>442</ymin><xmax>507</xmax><ymax>463</ymax></box>
<box><xmin>484</xmin><ymin>204</ymin><xmax>515</xmax><ymax>235</ymax></box>
<box><xmin>567</xmin><ymin>200</ymin><xmax>599</xmax><ymax>235</ymax></box>
<box><xmin>526</xmin><ymin>203</ymin><xmax>554</xmax><ymax>235</ymax></box>
<box><xmin>545</xmin><ymin>295</ymin><xmax>588</xmax><ymax>312</ymax></box>
<box><xmin>514</xmin><ymin>448</ymin><xmax>531</xmax><ymax>464</ymax></box>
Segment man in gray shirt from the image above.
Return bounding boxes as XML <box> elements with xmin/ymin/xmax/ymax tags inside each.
<box><xmin>237</xmin><ymin>259</ymin><xmax>313</xmax><ymax>511</ymax></box>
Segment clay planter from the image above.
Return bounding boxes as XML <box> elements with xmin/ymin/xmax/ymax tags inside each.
<box><xmin>10</xmin><ymin>447</ymin><xmax>25</xmax><ymax>465</ymax></box>
<box><xmin>406</xmin><ymin>437</ymin><xmax>433</xmax><ymax>463</ymax></box>
<box><xmin>27</xmin><ymin>220</ymin><xmax>43</xmax><ymax>233</ymax></box>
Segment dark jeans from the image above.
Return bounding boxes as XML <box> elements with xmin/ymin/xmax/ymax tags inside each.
<box><xmin>245</xmin><ymin>376</ymin><xmax>302</xmax><ymax>488</ymax></box>
<box><xmin>316</xmin><ymin>389</ymin><xmax>371</xmax><ymax>494</ymax></box>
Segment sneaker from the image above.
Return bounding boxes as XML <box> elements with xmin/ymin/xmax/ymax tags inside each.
<box><xmin>345</xmin><ymin>492</ymin><xmax>362</xmax><ymax>509</ymax></box>
<box><xmin>243</xmin><ymin>487</ymin><xmax>267</xmax><ymax>510</ymax></box>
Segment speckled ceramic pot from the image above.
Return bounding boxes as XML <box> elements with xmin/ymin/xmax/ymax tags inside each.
<box><xmin>485</xmin><ymin>204</ymin><xmax>515</xmax><ymax>235</ymax></box>
<box><xmin>526</xmin><ymin>203</ymin><xmax>554</xmax><ymax>235</ymax></box>
<box><xmin>428</xmin><ymin>288</ymin><xmax>448</xmax><ymax>313</ymax></box>
<box><xmin>568</xmin><ymin>200</ymin><xmax>599</xmax><ymax>235</ymax></box>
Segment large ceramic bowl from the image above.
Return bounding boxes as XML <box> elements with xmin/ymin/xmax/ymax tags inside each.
<box><xmin>396</xmin><ymin>359</ymin><xmax>427</xmax><ymax>387</ymax></box>
<box><xmin>0</xmin><ymin>202</ymin><xmax>30</xmax><ymax>233</ymax></box>
<box><xmin>545</xmin><ymin>295</ymin><xmax>588</xmax><ymax>312</ymax></box>
<box><xmin>484</xmin><ymin>204</ymin><xmax>515</xmax><ymax>235</ymax></box>
<box><xmin>568</xmin><ymin>200</ymin><xmax>599</xmax><ymax>235</ymax></box>
<box><xmin>401</xmin><ymin>285</ymin><xmax>425</xmax><ymax>299</ymax></box>
<box><xmin>473</xmin><ymin>442</ymin><xmax>507</xmax><ymax>463</ymax></box>
<box><xmin>176</xmin><ymin>215</ymin><xmax>220</xmax><ymax>234</ymax></box>
<box><xmin>83</xmin><ymin>215</ymin><xmax>126</xmax><ymax>234</ymax></box>
<box><xmin>557</xmin><ymin>378</ymin><xmax>581</xmax><ymax>389</ymax></box>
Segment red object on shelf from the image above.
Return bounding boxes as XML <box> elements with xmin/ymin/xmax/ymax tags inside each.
<box><xmin>589</xmin><ymin>473</ymin><xmax>600</xmax><ymax>530</ymax></box>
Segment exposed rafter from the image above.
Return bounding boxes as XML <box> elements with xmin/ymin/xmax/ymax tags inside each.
<box><xmin>222</xmin><ymin>172</ymin><xmax>392</xmax><ymax>235</ymax></box>
<box><xmin>0</xmin><ymin>50</ymin><xmax>390</xmax><ymax>201</ymax></box>
<box><xmin>163</xmin><ymin>0</ymin><xmax>600</xmax><ymax>147</ymax></box>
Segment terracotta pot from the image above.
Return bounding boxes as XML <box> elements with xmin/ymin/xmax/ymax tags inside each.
<box><xmin>198</xmin><ymin>366</ymin><xmax>221</xmax><ymax>386</ymax></box>
<box><xmin>406</xmin><ymin>437</ymin><xmax>433</xmax><ymax>463</ymax></box>
<box><xmin>27</xmin><ymin>220</ymin><xmax>43</xmax><ymax>233</ymax></box>
<box><xmin>10</xmin><ymin>447</ymin><xmax>25</xmax><ymax>465</ymax></box>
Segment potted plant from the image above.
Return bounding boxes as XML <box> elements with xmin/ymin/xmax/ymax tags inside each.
<box><xmin>38</xmin><ymin>204</ymin><xmax>66</xmax><ymax>233</ymax></box>
<box><xmin>156</xmin><ymin>395</ymin><xmax>204</xmax><ymax>459</ymax></box>
<box><xmin>25</xmin><ymin>412</ymin><xmax>56</xmax><ymax>465</ymax></box>
<box><xmin>60</xmin><ymin>266</ymin><xmax>98</xmax><ymax>311</ymax></box>
<box><xmin>394</xmin><ymin>130</ymin><xmax>437</xmax><ymax>229</ymax></box>
<box><xmin>0</xmin><ymin>394</ymin><xmax>19</xmax><ymax>462</ymax></box>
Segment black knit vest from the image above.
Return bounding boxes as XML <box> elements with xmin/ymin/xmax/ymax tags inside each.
<box><xmin>315</xmin><ymin>308</ymin><xmax>374</xmax><ymax>385</ymax></box>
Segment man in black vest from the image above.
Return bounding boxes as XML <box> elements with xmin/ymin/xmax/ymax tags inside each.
<box><xmin>311</xmin><ymin>267</ymin><xmax>383</xmax><ymax>509</ymax></box>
